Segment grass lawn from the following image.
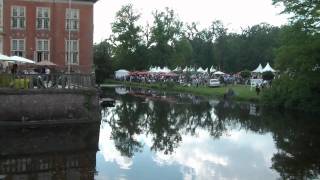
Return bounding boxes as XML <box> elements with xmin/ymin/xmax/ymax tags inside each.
<box><xmin>103</xmin><ymin>79</ymin><xmax>261</xmax><ymax>102</ymax></box>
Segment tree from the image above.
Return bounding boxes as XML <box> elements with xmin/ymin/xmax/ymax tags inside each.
<box><xmin>149</xmin><ymin>8</ymin><xmax>183</xmax><ymax>67</ymax></box>
<box><xmin>93</xmin><ymin>40</ymin><xmax>113</xmax><ymax>84</ymax></box>
<box><xmin>262</xmin><ymin>71</ymin><xmax>275</xmax><ymax>81</ymax></box>
<box><xmin>111</xmin><ymin>4</ymin><xmax>142</xmax><ymax>70</ymax></box>
<box><xmin>240</xmin><ymin>70</ymin><xmax>251</xmax><ymax>79</ymax></box>
<box><xmin>262</xmin><ymin>24</ymin><xmax>320</xmax><ymax>112</ymax></box>
<box><xmin>272</xmin><ymin>0</ymin><xmax>320</xmax><ymax>32</ymax></box>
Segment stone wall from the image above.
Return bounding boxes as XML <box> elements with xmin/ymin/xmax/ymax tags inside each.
<box><xmin>0</xmin><ymin>88</ymin><xmax>100</xmax><ymax>123</ymax></box>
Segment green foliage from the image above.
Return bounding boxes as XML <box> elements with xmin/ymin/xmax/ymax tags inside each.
<box><xmin>240</xmin><ymin>70</ymin><xmax>251</xmax><ymax>79</ymax></box>
<box><xmin>272</xmin><ymin>0</ymin><xmax>320</xmax><ymax>32</ymax></box>
<box><xmin>149</xmin><ymin>7</ymin><xmax>183</xmax><ymax>67</ymax></box>
<box><xmin>262</xmin><ymin>74</ymin><xmax>320</xmax><ymax>112</ymax></box>
<box><xmin>0</xmin><ymin>74</ymin><xmax>12</xmax><ymax>87</ymax></box>
<box><xmin>94</xmin><ymin>40</ymin><xmax>113</xmax><ymax>84</ymax></box>
<box><xmin>262</xmin><ymin>23</ymin><xmax>320</xmax><ymax>112</ymax></box>
<box><xmin>262</xmin><ymin>71</ymin><xmax>275</xmax><ymax>81</ymax></box>
<box><xmin>111</xmin><ymin>4</ymin><xmax>143</xmax><ymax>70</ymax></box>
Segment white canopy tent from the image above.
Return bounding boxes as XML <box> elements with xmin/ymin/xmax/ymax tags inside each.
<box><xmin>262</xmin><ymin>63</ymin><xmax>276</xmax><ymax>72</ymax></box>
<box><xmin>197</xmin><ymin>67</ymin><xmax>206</xmax><ymax>73</ymax></box>
<box><xmin>252</xmin><ymin>64</ymin><xmax>263</xmax><ymax>73</ymax></box>
<box><xmin>149</xmin><ymin>66</ymin><xmax>160</xmax><ymax>73</ymax></box>
<box><xmin>173</xmin><ymin>66</ymin><xmax>182</xmax><ymax>72</ymax></box>
<box><xmin>182</xmin><ymin>67</ymin><xmax>189</xmax><ymax>72</ymax></box>
<box><xmin>210</xmin><ymin>66</ymin><xmax>216</xmax><ymax>73</ymax></box>
<box><xmin>115</xmin><ymin>69</ymin><xmax>129</xmax><ymax>79</ymax></box>
<box><xmin>161</xmin><ymin>66</ymin><xmax>171</xmax><ymax>73</ymax></box>
<box><xmin>9</xmin><ymin>56</ymin><xmax>35</xmax><ymax>64</ymax></box>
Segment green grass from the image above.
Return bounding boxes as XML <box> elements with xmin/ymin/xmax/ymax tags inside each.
<box><xmin>103</xmin><ymin>79</ymin><xmax>261</xmax><ymax>102</ymax></box>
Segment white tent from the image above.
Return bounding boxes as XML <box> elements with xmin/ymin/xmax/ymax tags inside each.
<box><xmin>262</xmin><ymin>63</ymin><xmax>276</xmax><ymax>72</ymax></box>
<box><xmin>189</xmin><ymin>67</ymin><xmax>196</xmax><ymax>72</ymax></box>
<box><xmin>182</xmin><ymin>67</ymin><xmax>188</xmax><ymax>72</ymax></box>
<box><xmin>204</xmin><ymin>68</ymin><xmax>208</xmax><ymax>73</ymax></box>
<box><xmin>214</xmin><ymin>71</ymin><xmax>225</xmax><ymax>75</ymax></box>
<box><xmin>9</xmin><ymin>56</ymin><xmax>35</xmax><ymax>64</ymax></box>
<box><xmin>115</xmin><ymin>69</ymin><xmax>129</xmax><ymax>79</ymax></box>
<box><xmin>252</xmin><ymin>64</ymin><xmax>263</xmax><ymax>73</ymax></box>
<box><xmin>162</xmin><ymin>66</ymin><xmax>171</xmax><ymax>73</ymax></box>
<box><xmin>210</xmin><ymin>66</ymin><xmax>216</xmax><ymax>73</ymax></box>
<box><xmin>197</xmin><ymin>67</ymin><xmax>206</xmax><ymax>73</ymax></box>
<box><xmin>173</xmin><ymin>66</ymin><xmax>181</xmax><ymax>72</ymax></box>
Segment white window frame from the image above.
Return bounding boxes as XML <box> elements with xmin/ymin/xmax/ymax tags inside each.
<box><xmin>11</xmin><ymin>6</ymin><xmax>26</xmax><ymax>29</ymax></box>
<box><xmin>65</xmin><ymin>39</ymin><xmax>79</xmax><ymax>65</ymax></box>
<box><xmin>36</xmin><ymin>7</ymin><xmax>50</xmax><ymax>30</ymax></box>
<box><xmin>65</xmin><ymin>8</ymin><xmax>79</xmax><ymax>31</ymax></box>
<box><xmin>36</xmin><ymin>39</ymin><xmax>50</xmax><ymax>62</ymax></box>
<box><xmin>11</xmin><ymin>39</ymin><xmax>25</xmax><ymax>57</ymax></box>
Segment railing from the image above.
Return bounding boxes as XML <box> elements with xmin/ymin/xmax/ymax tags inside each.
<box><xmin>0</xmin><ymin>73</ymin><xmax>96</xmax><ymax>89</ymax></box>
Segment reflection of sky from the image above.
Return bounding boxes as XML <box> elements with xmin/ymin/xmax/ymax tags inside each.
<box><xmin>96</xmin><ymin>117</ymin><xmax>280</xmax><ymax>180</ymax></box>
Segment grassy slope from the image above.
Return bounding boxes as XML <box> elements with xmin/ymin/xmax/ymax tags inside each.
<box><xmin>104</xmin><ymin>80</ymin><xmax>260</xmax><ymax>102</ymax></box>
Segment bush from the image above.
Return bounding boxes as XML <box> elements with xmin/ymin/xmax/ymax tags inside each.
<box><xmin>240</xmin><ymin>70</ymin><xmax>251</xmax><ymax>79</ymax></box>
<box><xmin>262</xmin><ymin>75</ymin><xmax>320</xmax><ymax>112</ymax></box>
<box><xmin>262</xmin><ymin>71</ymin><xmax>275</xmax><ymax>81</ymax></box>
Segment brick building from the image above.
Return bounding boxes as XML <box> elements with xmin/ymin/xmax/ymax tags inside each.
<box><xmin>0</xmin><ymin>0</ymin><xmax>97</xmax><ymax>73</ymax></box>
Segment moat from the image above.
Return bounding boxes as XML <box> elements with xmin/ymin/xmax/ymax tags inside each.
<box><xmin>0</xmin><ymin>87</ymin><xmax>319</xmax><ymax>180</ymax></box>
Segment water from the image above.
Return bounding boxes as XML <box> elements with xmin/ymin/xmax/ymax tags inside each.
<box><xmin>0</xmin><ymin>87</ymin><xmax>319</xmax><ymax>180</ymax></box>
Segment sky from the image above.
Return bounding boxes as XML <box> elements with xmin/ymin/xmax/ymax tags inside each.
<box><xmin>93</xmin><ymin>0</ymin><xmax>289</xmax><ymax>43</ymax></box>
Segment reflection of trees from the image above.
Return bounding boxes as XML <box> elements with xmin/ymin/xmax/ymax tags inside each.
<box><xmin>214</xmin><ymin>102</ymin><xmax>320</xmax><ymax>179</ymax></box>
<box><xmin>105</xmin><ymin>95</ymin><xmax>146</xmax><ymax>157</ymax></box>
<box><xmin>104</xmin><ymin>92</ymin><xmax>320</xmax><ymax>179</ymax></box>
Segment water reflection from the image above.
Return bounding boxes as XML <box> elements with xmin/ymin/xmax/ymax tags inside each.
<box><xmin>100</xmin><ymin>87</ymin><xmax>320</xmax><ymax>179</ymax></box>
<box><xmin>0</xmin><ymin>123</ymin><xmax>100</xmax><ymax>180</ymax></box>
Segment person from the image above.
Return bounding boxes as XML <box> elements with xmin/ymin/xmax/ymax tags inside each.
<box><xmin>255</xmin><ymin>84</ymin><xmax>261</xmax><ymax>95</ymax></box>
<box><xmin>11</xmin><ymin>64</ymin><xmax>18</xmax><ymax>75</ymax></box>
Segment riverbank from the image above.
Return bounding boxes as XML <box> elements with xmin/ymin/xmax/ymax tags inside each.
<box><xmin>103</xmin><ymin>80</ymin><xmax>261</xmax><ymax>102</ymax></box>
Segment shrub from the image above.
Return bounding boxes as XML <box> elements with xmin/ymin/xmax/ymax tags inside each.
<box><xmin>240</xmin><ymin>70</ymin><xmax>251</xmax><ymax>79</ymax></box>
<box><xmin>262</xmin><ymin>71</ymin><xmax>275</xmax><ymax>81</ymax></box>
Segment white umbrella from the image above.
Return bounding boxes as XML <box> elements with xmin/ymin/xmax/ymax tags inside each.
<box><xmin>214</xmin><ymin>71</ymin><xmax>225</xmax><ymax>75</ymax></box>
<box><xmin>262</xmin><ymin>63</ymin><xmax>276</xmax><ymax>72</ymax></box>
<box><xmin>252</xmin><ymin>64</ymin><xmax>263</xmax><ymax>73</ymax></box>
<box><xmin>0</xmin><ymin>54</ymin><xmax>13</xmax><ymax>61</ymax></box>
<box><xmin>10</xmin><ymin>56</ymin><xmax>35</xmax><ymax>64</ymax></box>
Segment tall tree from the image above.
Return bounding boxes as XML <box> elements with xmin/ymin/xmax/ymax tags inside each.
<box><xmin>149</xmin><ymin>8</ymin><xmax>183</xmax><ymax>67</ymax></box>
<box><xmin>93</xmin><ymin>40</ymin><xmax>113</xmax><ymax>84</ymax></box>
<box><xmin>272</xmin><ymin>0</ymin><xmax>320</xmax><ymax>32</ymax></box>
<box><xmin>111</xmin><ymin>4</ymin><xmax>142</xmax><ymax>70</ymax></box>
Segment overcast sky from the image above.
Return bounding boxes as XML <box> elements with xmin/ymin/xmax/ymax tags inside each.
<box><xmin>93</xmin><ymin>0</ymin><xmax>289</xmax><ymax>43</ymax></box>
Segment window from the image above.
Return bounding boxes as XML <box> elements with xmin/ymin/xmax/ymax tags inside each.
<box><xmin>37</xmin><ymin>7</ymin><xmax>50</xmax><ymax>30</ymax></box>
<box><xmin>65</xmin><ymin>40</ymin><xmax>79</xmax><ymax>64</ymax></box>
<box><xmin>65</xmin><ymin>9</ymin><xmax>79</xmax><ymax>31</ymax></box>
<box><xmin>36</xmin><ymin>39</ymin><xmax>50</xmax><ymax>62</ymax></box>
<box><xmin>11</xmin><ymin>6</ymin><xmax>25</xmax><ymax>29</ymax></box>
<box><xmin>11</xmin><ymin>39</ymin><xmax>25</xmax><ymax>56</ymax></box>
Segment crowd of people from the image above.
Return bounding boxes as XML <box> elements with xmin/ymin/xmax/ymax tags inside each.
<box><xmin>116</xmin><ymin>71</ymin><xmax>244</xmax><ymax>87</ymax></box>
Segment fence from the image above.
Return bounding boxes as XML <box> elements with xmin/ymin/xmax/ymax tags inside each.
<box><xmin>0</xmin><ymin>73</ymin><xmax>96</xmax><ymax>89</ymax></box>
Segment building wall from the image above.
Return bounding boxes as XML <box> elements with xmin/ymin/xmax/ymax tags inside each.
<box><xmin>2</xmin><ymin>0</ymin><xmax>94</xmax><ymax>73</ymax></box>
